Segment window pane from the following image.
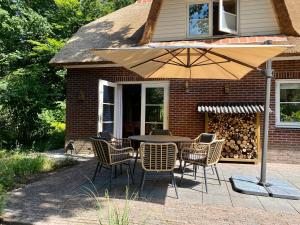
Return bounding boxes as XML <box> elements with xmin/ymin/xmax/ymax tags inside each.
<box><xmin>146</xmin><ymin>106</ymin><xmax>164</xmax><ymax>122</ymax></box>
<box><xmin>103</xmin><ymin>104</ymin><xmax>114</xmax><ymax>122</ymax></box>
<box><xmin>280</xmin><ymin>83</ymin><xmax>300</xmax><ymax>102</ymax></box>
<box><xmin>103</xmin><ymin>85</ymin><xmax>114</xmax><ymax>104</ymax></box>
<box><xmin>223</xmin><ymin>0</ymin><xmax>237</xmax><ymax>14</ymax></box>
<box><xmin>280</xmin><ymin>103</ymin><xmax>300</xmax><ymax>122</ymax></box>
<box><xmin>103</xmin><ymin>123</ymin><xmax>114</xmax><ymax>133</ymax></box>
<box><xmin>189</xmin><ymin>3</ymin><xmax>209</xmax><ymax>36</ymax></box>
<box><xmin>145</xmin><ymin>123</ymin><xmax>163</xmax><ymax>135</ymax></box>
<box><xmin>146</xmin><ymin>88</ymin><xmax>164</xmax><ymax>104</ymax></box>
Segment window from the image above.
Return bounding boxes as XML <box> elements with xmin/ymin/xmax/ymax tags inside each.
<box><xmin>187</xmin><ymin>0</ymin><xmax>239</xmax><ymax>38</ymax></box>
<box><xmin>276</xmin><ymin>80</ymin><xmax>300</xmax><ymax>128</ymax></box>
<box><xmin>188</xmin><ymin>2</ymin><xmax>211</xmax><ymax>37</ymax></box>
<box><xmin>219</xmin><ymin>0</ymin><xmax>238</xmax><ymax>34</ymax></box>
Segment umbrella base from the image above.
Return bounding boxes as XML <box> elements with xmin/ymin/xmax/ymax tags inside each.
<box><xmin>230</xmin><ymin>176</ymin><xmax>300</xmax><ymax>200</ymax></box>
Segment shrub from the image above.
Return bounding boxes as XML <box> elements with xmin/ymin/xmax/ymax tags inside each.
<box><xmin>0</xmin><ymin>184</ymin><xmax>6</xmax><ymax>216</ymax></box>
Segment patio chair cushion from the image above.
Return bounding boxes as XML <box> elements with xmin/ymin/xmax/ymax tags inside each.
<box><xmin>182</xmin><ymin>153</ymin><xmax>206</xmax><ymax>164</ymax></box>
<box><xmin>199</xmin><ymin>133</ymin><xmax>215</xmax><ymax>143</ymax></box>
<box><xmin>98</xmin><ymin>132</ymin><xmax>113</xmax><ymax>141</ymax></box>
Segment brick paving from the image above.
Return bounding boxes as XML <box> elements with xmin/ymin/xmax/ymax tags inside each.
<box><xmin>2</xmin><ymin>159</ymin><xmax>300</xmax><ymax>225</ymax></box>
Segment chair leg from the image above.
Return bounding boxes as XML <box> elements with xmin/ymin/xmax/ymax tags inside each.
<box><xmin>139</xmin><ymin>170</ymin><xmax>146</xmax><ymax>197</ymax></box>
<box><xmin>114</xmin><ymin>165</ymin><xmax>117</xmax><ymax>178</ymax></box>
<box><xmin>214</xmin><ymin>165</ymin><xmax>221</xmax><ymax>185</ymax></box>
<box><xmin>109</xmin><ymin>165</ymin><xmax>113</xmax><ymax>191</ymax></box>
<box><xmin>128</xmin><ymin>162</ymin><xmax>134</xmax><ymax>185</ymax></box>
<box><xmin>194</xmin><ymin>165</ymin><xmax>197</xmax><ymax>180</ymax></box>
<box><xmin>211</xmin><ymin>165</ymin><xmax>215</xmax><ymax>174</ymax></box>
<box><xmin>203</xmin><ymin>166</ymin><xmax>208</xmax><ymax>193</ymax></box>
<box><xmin>180</xmin><ymin>161</ymin><xmax>187</xmax><ymax>184</ymax></box>
<box><xmin>92</xmin><ymin>162</ymin><xmax>100</xmax><ymax>182</ymax></box>
<box><xmin>171</xmin><ymin>172</ymin><xmax>179</xmax><ymax>199</ymax></box>
<box><xmin>133</xmin><ymin>150</ymin><xmax>139</xmax><ymax>175</ymax></box>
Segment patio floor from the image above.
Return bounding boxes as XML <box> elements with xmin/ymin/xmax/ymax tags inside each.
<box><xmin>3</xmin><ymin>158</ymin><xmax>300</xmax><ymax>225</ymax></box>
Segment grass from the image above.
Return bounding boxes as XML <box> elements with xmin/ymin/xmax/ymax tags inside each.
<box><xmin>0</xmin><ymin>150</ymin><xmax>78</xmax><ymax>215</ymax></box>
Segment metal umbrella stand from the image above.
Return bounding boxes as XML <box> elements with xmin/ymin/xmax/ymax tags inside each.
<box><xmin>230</xmin><ymin>59</ymin><xmax>300</xmax><ymax>200</ymax></box>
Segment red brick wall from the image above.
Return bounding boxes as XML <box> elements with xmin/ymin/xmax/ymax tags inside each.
<box><xmin>66</xmin><ymin>60</ymin><xmax>300</xmax><ymax>163</ymax></box>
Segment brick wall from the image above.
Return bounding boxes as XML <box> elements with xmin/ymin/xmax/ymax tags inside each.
<box><xmin>66</xmin><ymin>60</ymin><xmax>300</xmax><ymax>163</ymax></box>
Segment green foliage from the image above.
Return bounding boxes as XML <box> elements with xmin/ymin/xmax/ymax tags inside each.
<box><xmin>0</xmin><ymin>183</ymin><xmax>5</xmax><ymax>215</ymax></box>
<box><xmin>0</xmin><ymin>0</ymin><xmax>134</xmax><ymax>150</ymax></box>
<box><xmin>0</xmin><ymin>150</ymin><xmax>78</xmax><ymax>215</ymax></box>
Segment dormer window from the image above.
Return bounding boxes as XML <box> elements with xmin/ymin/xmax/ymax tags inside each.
<box><xmin>187</xmin><ymin>0</ymin><xmax>239</xmax><ymax>38</ymax></box>
<box><xmin>188</xmin><ymin>2</ymin><xmax>211</xmax><ymax>37</ymax></box>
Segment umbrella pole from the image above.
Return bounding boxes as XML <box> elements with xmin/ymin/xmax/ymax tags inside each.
<box><xmin>258</xmin><ymin>59</ymin><xmax>273</xmax><ymax>186</ymax></box>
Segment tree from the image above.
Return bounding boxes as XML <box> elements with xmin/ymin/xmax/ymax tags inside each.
<box><xmin>0</xmin><ymin>0</ymin><xmax>135</xmax><ymax>149</ymax></box>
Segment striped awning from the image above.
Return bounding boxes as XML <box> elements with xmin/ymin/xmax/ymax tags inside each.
<box><xmin>197</xmin><ymin>103</ymin><xmax>266</xmax><ymax>114</ymax></box>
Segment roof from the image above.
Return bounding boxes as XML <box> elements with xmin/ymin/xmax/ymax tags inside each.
<box><xmin>197</xmin><ymin>103</ymin><xmax>266</xmax><ymax>114</ymax></box>
<box><xmin>50</xmin><ymin>2</ymin><xmax>152</xmax><ymax>65</ymax></box>
<box><xmin>272</xmin><ymin>0</ymin><xmax>300</xmax><ymax>36</ymax></box>
<box><xmin>50</xmin><ymin>0</ymin><xmax>300</xmax><ymax>66</ymax></box>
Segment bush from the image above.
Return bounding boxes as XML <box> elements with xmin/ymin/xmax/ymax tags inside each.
<box><xmin>0</xmin><ymin>184</ymin><xmax>6</xmax><ymax>216</ymax></box>
<box><xmin>0</xmin><ymin>151</ymin><xmax>77</xmax><ymax>191</ymax></box>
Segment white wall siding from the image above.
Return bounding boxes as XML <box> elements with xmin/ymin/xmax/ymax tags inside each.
<box><xmin>152</xmin><ymin>0</ymin><xmax>280</xmax><ymax>42</ymax></box>
<box><xmin>152</xmin><ymin>0</ymin><xmax>186</xmax><ymax>42</ymax></box>
<box><xmin>239</xmin><ymin>0</ymin><xmax>280</xmax><ymax>36</ymax></box>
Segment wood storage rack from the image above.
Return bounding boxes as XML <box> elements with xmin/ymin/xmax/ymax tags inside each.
<box><xmin>199</xmin><ymin>103</ymin><xmax>264</xmax><ymax>164</ymax></box>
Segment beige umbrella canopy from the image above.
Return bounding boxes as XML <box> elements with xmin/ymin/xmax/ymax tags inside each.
<box><xmin>92</xmin><ymin>43</ymin><xmax>289</xmax><ymax>79</ymax></box>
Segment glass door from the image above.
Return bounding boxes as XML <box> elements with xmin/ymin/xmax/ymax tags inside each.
<box><xmin>98</xmin><ymin>80</ymin><xmax>117</xmax><ymax>136</ymax></box>
<box><xmin>141</xmin><ymin>82</ymin><xmax>169</xmax><ymax>135</ymax></box>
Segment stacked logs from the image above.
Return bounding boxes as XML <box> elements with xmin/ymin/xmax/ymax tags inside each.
<box><xmin>207</xmin><ymin>113</ymin><xmax>258</xmax><ymax>160</ymax></box>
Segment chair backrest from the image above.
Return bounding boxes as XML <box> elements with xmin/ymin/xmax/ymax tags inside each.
<box><xmin>206</xmin><ymin>139</ymin><xmax>225</xmax><ymax>165</ymax></box>
<box><xmin>140</xmin><ymin>143</ymin><xmax>177</xmax><ymax>172</ymax></box>
<box><xmin>90</xmin><ymin>138</ymin><xmax>111</xmax><ymax>165</ymax></box>
<box><xmin>149</xmin><ymin>129</ymin><xmax>172</xmax><ymax>136</ymax></box>
<box><xmin>196</xmin><ymin>133</ymin><xmax>216</xmax><ymax>143</ymax></box>
<box><xmin>98</xmin><ymin>132</ymin><xmax>113</xmax><ymax>141</ymax></box>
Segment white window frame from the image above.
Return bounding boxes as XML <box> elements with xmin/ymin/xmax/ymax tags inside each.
<box><xmin>275</xmin><ymin>79</ymin><xmax>300</xmax><ymax>129</ymax></box>
<box><xmin>219</xmin><ymin>0</ymin><xmax>239</xmax><ymax>35</ymax></box>
<box><xmin>141</xmin><ymin>82</ymin><xmax>170</xmax><ymax>135</ymax></box>
<box><xmin>98</xmin><ymin>80</ymin><xmax>118</xmax><ymax>136</ymax></box>
<box><xmin>187</xmin><ymin>0</ymin><xmax>213</xmax><ymax>38</ymax></box>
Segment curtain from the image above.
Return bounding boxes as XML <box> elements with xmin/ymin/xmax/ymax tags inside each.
<box><xmin>115</xmin><ymin>84</ymin><xmax>123</xmax><ymax>138</ymax></box>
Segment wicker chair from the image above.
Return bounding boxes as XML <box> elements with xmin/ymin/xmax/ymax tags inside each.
<box><xmin>179</xmin><ymin>133</ymin><xmax>216</xmax><ymax>171</ymax></box>
<box><xmin>98</xmin><ymin>131</ymin><xmax>131</xmax><ymax>148</ymax></box>
<box><xmin>90</xmin><ymin>137</ymin><xmax>134</xmax><ymax>189</ymax></box>
<box><xmin>149</xmin><ymin>129</ymin><xmax>172</xmax><ymax>136</ymax></box>
<box><xmin>180</xmin><ymin>139</ymin><xmax>225</xmax><ymax>193</ymax></box>
<box><xmin>139</xmin><ymin>142</ymin><xmax>178</xmax><ymax>199</ymax></box>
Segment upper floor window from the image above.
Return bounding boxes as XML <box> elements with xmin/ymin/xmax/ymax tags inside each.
<box><xmin>276</xmin><ymin>80</ymin><xmax>300</xmax><ymax>128</ymax></box>
<box><xmin>189</xmin><ymin>2</ymin><xmax>211</xmax><ymax>36</ymax></box>
<box><xmin>187</xmin><ymin>0</ymin><xmax>239</xmax><ymax>38</ymax></box>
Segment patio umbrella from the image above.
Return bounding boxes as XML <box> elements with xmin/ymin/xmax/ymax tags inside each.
<box><xmin>92</xmin><ymin>42</ymin><xmax>288</xmax><ymax>80</ymax></box>
<box><xmin>92</xmin><ymin>42</ymin><xmax>300</xmax><ymax>199</ymax></box>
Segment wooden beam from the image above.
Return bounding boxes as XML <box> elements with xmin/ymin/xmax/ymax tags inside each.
<box><xmin>139</xmin><ymin>0</ymin><xmax>163</xmax><ymax>45</ymax></box>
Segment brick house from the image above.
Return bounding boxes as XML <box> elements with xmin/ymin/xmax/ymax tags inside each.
<box><xmin>50</xmin><ymin>0</ymin><xmax>300</xmax><ymax>164</ymax></box>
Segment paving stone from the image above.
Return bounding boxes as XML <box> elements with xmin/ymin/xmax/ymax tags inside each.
<box><xmin>2</xmin><ymin>159</ymin><xmax>300</xmax><ymax>225</ymax></box>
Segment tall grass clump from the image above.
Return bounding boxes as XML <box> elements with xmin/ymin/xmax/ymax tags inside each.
<box><xmin>83</xmin><ymin>182</ymin><xmax>137</xmax><ymax>225</ymax></box>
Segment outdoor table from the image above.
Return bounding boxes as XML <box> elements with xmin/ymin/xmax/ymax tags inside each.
<box><xmin>129</xmin><ymin>135</ymin><xmax>191</xmax><ymax>174</ymax></box>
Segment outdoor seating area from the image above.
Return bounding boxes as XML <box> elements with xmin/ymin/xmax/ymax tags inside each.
<box><xmin>91</xmin><ymin>130</ymin><xmax>234</xmax><ymax>197</ymax></box>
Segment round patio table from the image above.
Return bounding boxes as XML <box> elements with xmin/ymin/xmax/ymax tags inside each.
<box><xmin>129</xmin><ymin>135</ymin><xmax>191</xmax><ymax>174</ymax></box>
<box><xmin>129</xmin><ymin>135</ymin><xmax>191</xmax><ymax>143</ymax></box>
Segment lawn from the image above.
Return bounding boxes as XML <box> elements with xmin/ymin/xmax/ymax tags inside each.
<box><xmin>0</xmin><ymin>150</ymin><xmax>78</xmax><ymax>215</ymax></box>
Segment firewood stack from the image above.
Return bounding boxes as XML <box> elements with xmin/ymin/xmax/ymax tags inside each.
<box><xmin>207</xmin><ymin>113</ymin><xmax>258</xmax><ymax>160</ymax></box>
